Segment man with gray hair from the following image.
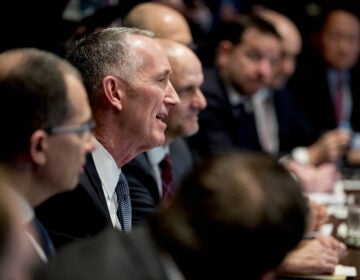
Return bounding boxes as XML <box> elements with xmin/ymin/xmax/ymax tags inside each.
<box><xmin>36</xmin><ymin>27</ymin><xmax>180</xmax><ymax>249</ymax></box>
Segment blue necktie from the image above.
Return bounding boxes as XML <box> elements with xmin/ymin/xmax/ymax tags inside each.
<box><xmin>233</xmin><ymin>102</ymin><xmax>261</xmax><ymax>150</ymax></box>
<box><xmin>115</xmin><ymin>173</ymin><xmax>132</xmax><ymax>232</ymax></box>
<box><xmin>34</xmin><ymin>218</ymin><xmax>56</xmax><ymax>258</ymax></box>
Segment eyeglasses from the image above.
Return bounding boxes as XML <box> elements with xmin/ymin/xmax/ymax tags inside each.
<box><xmin>45</xmin><ymin>121</ymin><xmax>95</xmax><ymax>139</ymax></box>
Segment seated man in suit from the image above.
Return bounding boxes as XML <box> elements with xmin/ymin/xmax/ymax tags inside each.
<box><xmin>186</xmin><ymin>12</ymin><xmax>348</xmax><ymax>275</ymax></box>
<box><xmin>122</xmin><ymin>2</ymin><xmax>205</xmax><ymax>222</ymax></box>
<box><xmin>35</xmin><ymin>27</ymin><xmax>180</xmax><ymax>249</ymax></box>
<box><xmin>256</xmin><ymin>6</ymin><xmax>351</xmax><ymax>167</ymax></box>
<box><xmin>123</xmin><ymin>38</ymin><xmax>207</xmax><ymax>223</ymax></box>
<box><xmin>0</xmin><ymin>48</ymin><xmax>95</xmax><ymax>263</ymax></box>
<box><xmin>35</xmin><ymin>151</ymin><xmax>309</xmax><ymax>280</ymax></box>
<box><xmin>254</xmin><ymin>7</ymin><xmax>350</xmax><ymax>193</ymax></box>
<box><xmin>289</xmin><ymin>0</ymin><xmax>360</xmax><ymax>166</ymax></box>
<box><xmin>248</xmin><ymin>9</ymin><xmax>348</xmax><ymax>275</ymax></box>
<box><xmin>188</xmin><ymin>11</ymin><xmax>350</xmax><ymax>169</ymax></box>
<box><xmin>187</xmin><ymin>14</ymin><xmax>282</xmax><ymax>157</ymax></box>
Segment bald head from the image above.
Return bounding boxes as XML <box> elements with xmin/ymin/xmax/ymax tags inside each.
<box><xmin>155</xmin><ymin>38</ymin><xmax>206</xmax><ymax>142</ymax></box>
<box><xmin>257</xmin><ymin>8</ymin><xmax>302</xmax><ymax>89</ymax></box>
<box><xmin>123</xmin><ymin>2</ymin><xmax>193</xmax><ymax>46</ymax></box>
<box><xmin>155</xmin><ymin>38</ymin><xmax>198</xmax><ymax>71</ymax></box>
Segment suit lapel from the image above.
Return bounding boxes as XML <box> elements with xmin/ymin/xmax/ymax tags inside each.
<box><xmin>81</xmin><ymin>153</ymin><xmax>112</xmax><ymax>222</ymax></box>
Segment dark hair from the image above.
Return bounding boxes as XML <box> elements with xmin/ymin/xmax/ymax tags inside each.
<box><xmin>314</xmin><ymin>0</ymin><xmax>360</xmax><ymax>33</ymax></box>
<box><xmin>216</xmin><ymin>13</ymin><xmax>281</xmax><ymax>46</ymax></box>
<box><xmin>151</xmin><ymin>150</ymin><xmax>308</xmax><ymax>279</ymax></box>
<box><xmin>0</xmin><ymin>48</ymin><xmax>78</xmax><ymax>160</ymax></box>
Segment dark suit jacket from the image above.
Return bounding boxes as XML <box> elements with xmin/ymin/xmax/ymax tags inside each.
<box><xmin>35</xmin><ymin>225</ymin><xmax>170</xmax><ymax>280</ymax></box>
<box><xmin>187</xmin><ymin>67</ymin><xmax>319</xmax><ymax>158</ymax></box>
<box><xmin>272</xmin><ymin>87</ymin><xmax>319</xmax><ymax>153</ymax></box>
<box><xmin>187</xmin><ymin>67</ymin><xmax>262</xmax><ymax>158</ymax></box>
<box><xmin>289</xmin><ymin>55</ymin><xmax>360</xmax><ymax>133</ymax></box>
<box><xmin>35</xmin><ymin>153</ymin><xmax>112</xmax><ymax>249</ymax></box>
<box><xmin>123</xmin><ymin>138</ymin><xmax>194</xmax><ymax>224</ymax></box>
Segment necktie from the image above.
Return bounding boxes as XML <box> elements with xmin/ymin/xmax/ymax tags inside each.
<box><xmin>335</xmin><ymin>72</ymin><xmax>345</xmax><ymax>125</ymax></box>
<box><xmin>115</xmin><ymin>173</ymin><xmax>132</xmax><ymax>232</ymax></box>
<box><xmin>233</xmin><ymin>102</ymin><xmax>261</xmax><ymax>150</ymax></box>
<box><xmin>34</xmin><ymin>218</ymin><xmax>56</xmax><ymax>258</ymax></box>
<box><xmin>159</xmin><ymin>154</ymin><xmax>175</xmax><ymax>207</ymax></box>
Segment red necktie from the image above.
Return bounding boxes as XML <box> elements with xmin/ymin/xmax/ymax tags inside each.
<box><xmin>160</xmin><ymin>154</ymin><xmax>175</xmax><ymax>207</ymax></box>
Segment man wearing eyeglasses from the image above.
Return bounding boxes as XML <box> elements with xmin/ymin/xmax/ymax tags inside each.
<box><xmin>0</xmin><ymin>48</ymin><xmax>95</xmax><ymax>264</ymax></box>
<box><xmin>35</xmin><ymin>27</ymin><xmax>180</xmax><ymax>249</ymax></box>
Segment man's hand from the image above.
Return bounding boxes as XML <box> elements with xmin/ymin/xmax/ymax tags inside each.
<box><xmin>278</xmin><ymin>236</ymin><xmax>347</xmax><ymax>275</ymax></box>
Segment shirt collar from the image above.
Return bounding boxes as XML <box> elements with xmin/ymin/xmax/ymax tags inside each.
<box><xmin>252</xmin><ymin>88</ymin><xmax>273</xmax><ymax>104</ymax></box>
<box><xmin>147</xmin><ymin>145</ymin><xmax>170</xmax><ymax>167</ymax></box>
<box><xmin>225</xmin><ymin>82</ymin><xmax>251</xmax><ymax>107</ymax></box>
<box><xmin>12</xmin><ymin>189</ymin><xmax>34</xmax><ymax>224</ymax></box>
<box><xmin>92</xmin><ymin>139</ymin><xmax>121</xmax><ymax>196</ymax></box>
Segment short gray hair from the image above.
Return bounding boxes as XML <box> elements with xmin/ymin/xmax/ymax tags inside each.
<box><xmin>66</xmin><ymin>27</ymin><xmax>154</xmax><ymax>105</ymax></box>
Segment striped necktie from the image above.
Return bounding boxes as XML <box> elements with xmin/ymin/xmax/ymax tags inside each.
<box><xmin>115</xmin><ymin>173</ymin><xmax>132</xmax><ymax>232</ymax></box>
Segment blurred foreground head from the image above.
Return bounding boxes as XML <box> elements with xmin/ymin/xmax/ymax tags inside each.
<box><xmin>0</xmin><ymin>48</ymin><xmax>94</xmax><ymax>206</ymax></box>
<box><xmin>151</xmin><ymin>150</ymin><xmax>308</xmax><ymax>279</ymax></box>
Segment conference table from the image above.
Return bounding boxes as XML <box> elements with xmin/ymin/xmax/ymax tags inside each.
<box><xmin>331</xmin><ymin>182</ymin><xmax>360</xmax><ymax>280</ymax></box>
<box><xmin>331</xmin><ymin>214</ymin><xmax>360</xmax><ymax>280</ymax></box>
<box><xmin>278</xmin><ymin>176</ymin><xmax>360</xmax><ymax>280</ymax></box>
<box><xmin>315</xmin><ymin>177</ymin><xmax>360</xmax><ymax>280</ymax></box>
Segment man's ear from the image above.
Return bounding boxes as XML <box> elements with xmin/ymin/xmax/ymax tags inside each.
<box><xmin>29</xmin><ymin>130</ymin><xmax>48</xmax><ymax>165</ymax></box>
<box><xmin>216</xmin><ymin>40</ymin><xmax>234</xmax><ymax>69</ymax></box>
<box><xmin>102</xmin><ymin>76</ymin><xmax>125</xmax><ymax>111</ymax></box>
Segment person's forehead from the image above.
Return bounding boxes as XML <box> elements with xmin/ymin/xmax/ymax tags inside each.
<box><xmin>238</xmin><ymin>28</ymin><xmax>281</xmax><ymax>54</ymax></box>
<box><xmin>172</xmin><ymin>62</ymin><xmax>202</xmax><ymax>85</ymax></box>
<box><xmin>173</xmin><ymin>56</ymin><xmax>202</xmax><ymax>81</ymax></box>
<box><xmin>132</xmin><ymin>41</ymin><xmax>172</xmax><ymax>80</ymax></box>
<box><xmin>240</xmin><ymin>27</ymin><xmax>280</xmax><ymax>43</ymax></box>
<box><xmin>132</xmin><ymin>36</ymin><xmax>168</xmax><ymax>63</ymax></box>
<box><xmin>324</xmin><ymin>10</ymin><xmax>360</xmax><ymax>31</ymax></box>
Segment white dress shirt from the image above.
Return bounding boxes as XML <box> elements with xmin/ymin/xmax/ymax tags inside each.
<box><xmin>252</xmin><ymin>88</ymin><xmax>279</xmax><ymax>154</ymax></box>
<box><xmin>147</xmin><ymin>145</ymin><xmax>170</xmax><ymax>197</ymax></box>
<box><xmin>13</xmin><ymin>190</ymin><xmax>48</xmax><ymax>262</ymax></box>
<box><xmin>92</xmin><ymin>139</ymin><xmax>122</xmax><ymax>230</ymax></box>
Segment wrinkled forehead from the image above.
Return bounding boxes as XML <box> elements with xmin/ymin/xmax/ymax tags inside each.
<box><xmin>131</xmin><ymin>36</ymin><xmax>172</xmax><ymax>79</ymax></box>
<box><xmin>132</xmin><ymin>35</ymin><xmax>168</xmax><ymax>62</ymax></box>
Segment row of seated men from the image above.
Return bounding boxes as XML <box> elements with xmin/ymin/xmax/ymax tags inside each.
<box><xmin>0</xmin><ymin>41</ymin><xmax>333</xmax><ymax>280</ymax></box>
<box><xmin>0</xmin><ymin>1</ymin><xmax>357</xmax><ymax>279</ymax></box>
